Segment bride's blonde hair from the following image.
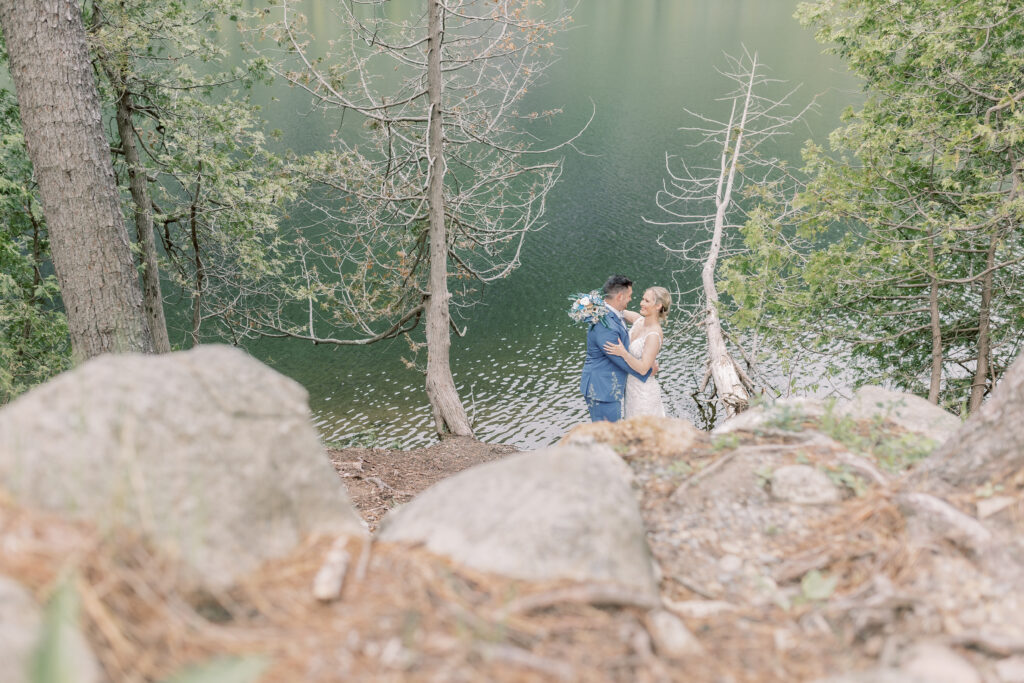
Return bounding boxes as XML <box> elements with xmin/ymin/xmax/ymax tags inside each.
<box><xmin>647</xmin><ymin>286</ymin><xmax>671</xmax><ymax>322</ymax></box>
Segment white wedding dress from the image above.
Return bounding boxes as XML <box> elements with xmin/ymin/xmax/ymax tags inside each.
<box><xmin>624</xmin><ymin>320</ymin><xmax>666</xmax><ymax>418</ymax></box>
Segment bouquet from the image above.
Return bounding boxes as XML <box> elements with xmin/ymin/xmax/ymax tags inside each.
<box><xmin>568</xmin><ymin>290</ymin><xmax>610</xmax><ymax>327</ymax></box>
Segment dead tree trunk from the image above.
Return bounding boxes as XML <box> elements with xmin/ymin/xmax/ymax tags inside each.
<box><xmin>702</xmin><ymin>69</ymin><xmax>755</xmax><ymax>418</ymax></box>
<box><xmin>424</xmin><ymin>0</ymin><xmax>473</xmax><ymax>438</ymax></box>
<box><xmin>0</xmin><ymin>0</ymin><xmax>153</xmax><ymax>360</ymax></box>
<box><xmin>911</xmin><ymin>351</ymin><xmax>1024</xmax><ymax>492</ymax></box>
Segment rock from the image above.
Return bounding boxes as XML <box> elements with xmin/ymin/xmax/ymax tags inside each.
<box><xmin>378</xmin><ymin>444</ymin><xmax>659</xmax><ymax>598</ymax></box>
<box><xmin>836</xmin><ymin>385</ymin><xmax>960</xmax><ymax>442</ymax></box>
<box><xmin>561</xmin><ymin>415</ymin><xmax>701</xmax><ymax>458</ymax></box>
<box><xmin>644</xmin><ymin>608</ymin><xmax>703</xmax><ymax>658</ymax></box>
<box><xmin>900</xmin><ymin>642</ymin><xmax>980</xmax><ymax>683</ymax></box>
<box><xmin>770</xmin><ymin>465</ymin><xmax>842</xmax><ymax>505</ymax></box>
<box><xmin>898</xmin><ymin>493</ymin><xmax>993</xmax><ymax>557</ymax></box>
<box><xmin>0</xmin><ymin>346</ymin><xmax>365</xmax><ymax>590</ymax></box>
<box><xmin>996</xmin><ymin>656</ymin><xmax>1024</xmax><ymax>683</ymax></box>
<box><xmin>976</xmin><ymin>496</ymin><xmax>1017</xmax><ymax>520</ymax></box>
<box><xmin>813</xmin><ymin>671</ymin><xmax>924</xmax><ymax>683</ymax></box>
<box><xmin>713</xmin><ymin>398</ymin><xmax>825</xmax><ymax>434</ymax></box>
<box><xmin>0</xmin><ymin>576</ymin><xmax>99</xmax><ymax>683</ymax></box>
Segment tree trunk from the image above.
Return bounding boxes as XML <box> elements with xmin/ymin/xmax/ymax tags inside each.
<box><xmin>969</xmin><ymin>238</ymin><xmax>997</xmax><ymax>412</ymax></box>
<box><xmin>0</xmin><ymin>0</ymin><xmax>153</xmax><ymax>360</ymax></box>
<box><xmin>927</xmin><ymin>237</ymin><xmax>942</xmax><ymax>404</ymax></box>
<box><xmin>423</xmin><ymin>0</ymin><xmax>472</xmax><ymax>438</ymax></box>
<box><xmin>911</xmin><ymin>351</ymin><xmax>1024</xmax><ymax>492</ymax></box>
<box><xmin>703</xmin><ymin>69</ymin><xmax>755</xmax><ymax>418</ymax></box>
<box><xmin>114</xmin><ymin>87</ymin><xmax>171</xmax><ymax>353</ymax></box>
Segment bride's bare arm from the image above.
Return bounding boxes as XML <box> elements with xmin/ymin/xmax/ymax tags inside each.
<box><xmin>603</xmin><ymin>334</ymin><xmax>661</xmax><ymax>374</ymax></box>
<box><xmin>620</xmin><ymin>309</ymin><xmax>641</xmax><ymax>324</ymax></box>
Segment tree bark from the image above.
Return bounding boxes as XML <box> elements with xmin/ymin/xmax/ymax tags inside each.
<box><xmin>969</xmin><ymin>238</ymin><xmax>996</xmax><ymax>412</ymax></box>
<box><xmin>0</xmin><ymin>0</ymin><xmax>153</xmax><ymax>360</ymax></box>
<box><xmin>423</xmin><ymin>0</ymin><xmax>472</xmax><ymax>438</ymax></box>
<box><xmin>114</xmin><ymin>87</ymin><xmax>171</xmax><ymax>353</ymax></box>
<box><xmin>927</xmin><ymin>237</ymin><xmax>942</xmax><ymax>404</ymax></box>
<box><xmin>911</xmin><ymin>350</ymin><xmax>1024</xmax><ymax>492</ymax></box>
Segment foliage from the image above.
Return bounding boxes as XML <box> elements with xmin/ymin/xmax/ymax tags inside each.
<box><xmin>818</xmin><ymin>401</ymin><xmax>936</xmax><ymax>472</ymax></box>
<box><xmin>0</xmin><ymin>87</ymin><xmax>69</xmax><ymax>403</ymax></box>
<box><xmin>722</xmin><ymin>0</ymin><xmax>1024</xmax><ymax>411</ymax></box>
<box><xmin>88</xmin><ymin>0</ymin><xmax>295</xmax><ymax>346</ymax></box>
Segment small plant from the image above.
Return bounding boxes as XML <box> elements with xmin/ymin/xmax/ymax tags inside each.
<box><xmin>799</xmin><ymin>569</ymin><xmax>837</xmax><ymax>602</ymax></box>
<box><xmin>711</xmin><ymin>433</ymin><xmax>740</xmax><ymax>451</ymax></box>
<box><xmin>755</xmin><ymin>465</ymin><xmax>775</xmax><ymax>489</ymax></box>
<box><xmin>761</xmin><ymin>402</ymin><xmax>804</xmax><ymax>432</ymax></box>
<box><xmin>665</xmin><ymin>459</ymin><xmax>694</xmax><ymax>478</ymax></box>
<box><xmin>824</xmin><ymin>464</ymin><xmax>866</xmax><ymax>497</ymax></box>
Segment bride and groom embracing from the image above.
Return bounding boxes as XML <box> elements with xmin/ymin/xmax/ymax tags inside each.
<box><xmin>579</xmin><ymin>274</ymin><xmax>671</xmax><ymax>422</ymax></box>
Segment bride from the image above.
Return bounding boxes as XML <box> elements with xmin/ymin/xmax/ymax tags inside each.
<box><xmin>603</xmin><ymin>286</ymin><xmax>671</xmax><ymax>418</ymax></box>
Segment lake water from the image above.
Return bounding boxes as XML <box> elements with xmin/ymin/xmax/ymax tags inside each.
<box><xmin>206</xmin><ymin>0</ymin><xmax>861</xmax><ymax>449</ymax></box>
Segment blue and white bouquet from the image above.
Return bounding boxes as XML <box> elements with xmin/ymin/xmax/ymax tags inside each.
<box><xmin>568</xmin><ymin>290</ymin><xmax>610</xmax><ymax>327</ymax></box>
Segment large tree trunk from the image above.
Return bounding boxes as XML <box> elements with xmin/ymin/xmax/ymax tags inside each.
<box><xmin>911</xmin><ymin>351</ymin><xmax>1024</xmax><ymax>492</ymax></box>
<box><xmin>0</xmin><ymin>0</ymin><xmax>152</xmax><ymax>360</ymax></box>
<box><xmin>423</xmin><ymin>0</ymin><xmax>472</xmax><ymax>438</ymax></box>
<box><xmin>114</xmin><ymin>87</ymin><xmax>171</xmax><ymax>353</ymax></box>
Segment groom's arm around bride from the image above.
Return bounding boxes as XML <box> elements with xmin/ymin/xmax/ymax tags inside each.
<box><xmin>579</xmin><ymin>275</ymin><xmax>651</xmax><ymax>423</ymax></box>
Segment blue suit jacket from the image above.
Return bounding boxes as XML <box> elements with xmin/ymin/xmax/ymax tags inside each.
<box><xmin>579</xmin><ymin>312</ymin><xmax>651</xmax><ymax>404</ymax></box>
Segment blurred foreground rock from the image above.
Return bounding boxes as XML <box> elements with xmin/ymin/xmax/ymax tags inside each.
<box><xmin>0</xmin><ymin>345</ymin><xmax>364</xmax><ymax>590</ymax></box>
<box><xmin>378</xmin><ymin>444</ymin><xmax>659</xmax><ymax>600</ymax></box>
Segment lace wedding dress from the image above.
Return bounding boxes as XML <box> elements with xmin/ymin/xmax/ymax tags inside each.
<box><xmin>624</xmin><ymin>320</ymin><xmax>665</xmax><ymax>418</ymax></box>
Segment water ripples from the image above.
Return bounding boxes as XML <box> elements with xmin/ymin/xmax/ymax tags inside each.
<box><xmin>313</xmin><ymin>319</ymin><xmax>710</xmax><ymax>451</ymax></box>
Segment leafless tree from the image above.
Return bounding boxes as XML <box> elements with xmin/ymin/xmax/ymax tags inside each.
<box><xmin>647</xmin><ymin>50</ymin><xmax>815</xmax><ymax>418</ymax></box>
<box><xmin>256</xmin><ymin>0</ymin><xmax>585</xmax><ymax>437</ymax></box>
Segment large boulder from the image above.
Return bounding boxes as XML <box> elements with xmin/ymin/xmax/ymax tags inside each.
<box><xmin>712</xmin><ymin>398</ymin><xmax>826</xmax><ymax>434</ymax></box>
<box><xmin>0</xmin><ymin>576</ymin><xmax>99</xmax><ymax>683</ymax></box>
<box><xmin>835</xmin><ymin>385</ymin><xmax>960</xmax><ymax>442</ymax></box>
<box><xmin>378</xmin><ymin>444</ymin><xmax>659</xmax><ymax>599</ymax></box>
<box><xmin>0</xmin><ymin>346</ymin><xmax>364</xmax><ymax>590</ymax></box>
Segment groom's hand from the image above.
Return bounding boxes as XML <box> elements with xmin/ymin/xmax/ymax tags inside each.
<box><xmin>652</xmin><ymin>359</ymin><xmax>659</xmax><ymax>376</ymax></box>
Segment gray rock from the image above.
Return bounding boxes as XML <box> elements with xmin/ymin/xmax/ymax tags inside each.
<box><xmin>770</xmin><ymin>465</ymin><xmax>842</xmax><ymax>505</ymax></box>
<box><xmin>713</xmin><ymin>398</ymin><xmax>825</xmax><ymax>434</ymax></box>
<box><xmin>836</xmin><ymin>386</ymin><xmax>960</xmax><ymax>442</ymax></box>
<box><xmin>996</xmin><ymin>656</ymin><xmax>1024</xmax><ymax>683</ymax></box>
<box><xmin>899</xmin><ymin>642</ymin><xmax>980</xmax><ymax>683</ymax></box>
<box><xmin>378</xmin><ymin>444</ymin><xmax>658</xmax><ymax>598</ymax></box>
<box><xmin>814</xmin><ymin>671</ymin><xmax>925</xmax><ymax>683</ymax></box>
<box><xmin>0</xmin><ymin>346</ymin><xmax>365</xmax><ymax>590</ymax></box>
<box><xmin>645</xmin><ymin>608</ymin><xmax>702</xmax><ymax>657</ymax></box>
<box><xmin>0</xmin><ymin>576</ymin><xmax>99</xmax><ymax>683</ymax></box>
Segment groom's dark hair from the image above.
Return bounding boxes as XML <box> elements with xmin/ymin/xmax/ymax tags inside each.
<box><xmin>603</xmin><ymin>274</ymin><xmax>633</xmax><ymax>299</ymax></box>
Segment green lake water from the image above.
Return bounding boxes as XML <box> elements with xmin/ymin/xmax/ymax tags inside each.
<box><xmin>188</xmin><ymin>0</ymin><xmax>861</xmax><ymax>449</ymax></box>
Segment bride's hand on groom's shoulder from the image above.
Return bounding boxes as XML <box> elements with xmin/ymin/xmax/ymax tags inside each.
<box><xmin>603</xmin><ymin>339</ymin><xmax>626</xmax><ymax>357</ymax></box>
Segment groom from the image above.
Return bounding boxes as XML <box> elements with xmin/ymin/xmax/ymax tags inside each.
<box><xmin>579</xmin><ymin>274</ymin><xmax>652</xmax><ymax>422</ymax></box>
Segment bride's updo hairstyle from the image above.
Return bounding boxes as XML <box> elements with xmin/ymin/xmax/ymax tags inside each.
<box><xmin>648</xmin><ymin>286</ymin><xmax>671</xmax><ymax>322</ymax></box>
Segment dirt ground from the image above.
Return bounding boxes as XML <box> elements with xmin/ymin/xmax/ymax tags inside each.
<box><xmin>4</xmin><ymin>424</ymin><xmax>1021</xmax><ymax>682</ymax></box>
<box><xmin>328</xmin><ymin>436</ymin><xmax>519</xmax><ymax>531</ymax></box>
